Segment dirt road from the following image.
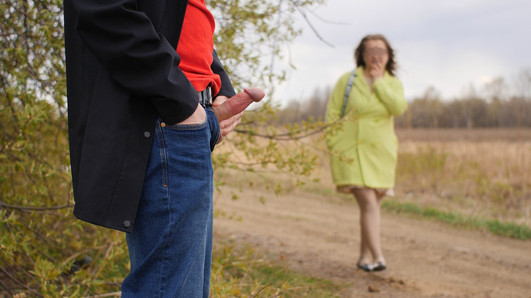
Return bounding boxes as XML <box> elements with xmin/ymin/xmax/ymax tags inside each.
<box><xmin>213</xmin><ymin>186</ymin><xmax>531</xmax><ymax>297</ymax></box>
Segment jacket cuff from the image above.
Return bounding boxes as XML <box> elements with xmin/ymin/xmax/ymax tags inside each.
<box><xmin>152</xmin><ymin>93</ymin><xmax>198</xmax><ymax>125</ymax></box>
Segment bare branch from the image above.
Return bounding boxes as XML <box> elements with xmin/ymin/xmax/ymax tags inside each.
<box><xmin>0</xmin><ymin>200</ymin><xmax>72</xmax><ymax>212</ymax></box>
<box><xmin>0</xmin><ymin>266</ymin><xmax>43</xmax><ymax>297</ymax></box>
<box><xmin>234</xmin><ymin>122</ymin><xmax>332</xmax><ymax>140</ymax></box>
<box><xmin>289</xmin><ymin>0</ymin><xmax>334</xmax><ymax>47</ymax></box>
<box><xmin>250</xmin><ymin>282</ymin><xmax>272</xmax><ymax>298</ymax></box>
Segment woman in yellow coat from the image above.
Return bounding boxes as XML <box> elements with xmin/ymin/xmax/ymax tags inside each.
<box><xmin>326</xmin><ymin>34</ymin><xmax>407</xmax><ymax>272</ymax></box>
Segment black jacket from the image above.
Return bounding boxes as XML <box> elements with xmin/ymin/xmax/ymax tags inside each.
<box><xmin>64</xmin><ymin>0</ymin><xmax>236</xmax><ymax>232</ymax></box>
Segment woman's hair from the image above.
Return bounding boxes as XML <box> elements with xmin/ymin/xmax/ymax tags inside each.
<box><xmin>354</xmin><ymin>34</ymin><xmax>397</xmax><ymax>77</ymax></box>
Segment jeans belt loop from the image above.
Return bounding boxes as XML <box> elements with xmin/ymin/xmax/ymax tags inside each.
<box><xmin>198</xmin><ymin>86</ymin><xmax>213</xmax><ymax>107</ymax></box>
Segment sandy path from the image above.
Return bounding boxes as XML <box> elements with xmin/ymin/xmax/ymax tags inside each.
<box><xmin>213</xmin><ymin>187</ymin><xmax>531</xmax><ymax>297</ymax></box>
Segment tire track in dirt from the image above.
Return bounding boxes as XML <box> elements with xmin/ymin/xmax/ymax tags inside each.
<box><xmin>213</xmin><ymin>187</ymin><xmax>531</xmax><ymax>297</ymax></box>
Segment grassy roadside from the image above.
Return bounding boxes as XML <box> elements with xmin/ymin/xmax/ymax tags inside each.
<box><xmin>216</xmin><ymin>167</ymin><xmax>531</xmax><ymax>242</ymax></box>
<box><xmin>382</xmin><ymin>199</ymin><xmax>531</xmax><ymax>240</ymax></box>
<box><xmin>211</xmin><ymin>129</ymin><xmax>531</xmax><ymax>296</ymax></box>
<box><xmin>211</xmin><ymin>245</ymin><xmax>342</xmax><ymax>297</ymax></box>
<box><xmin>208</xmin><ymin>195</ymin><xmax>529</xmax><ymax>297</ymax></box>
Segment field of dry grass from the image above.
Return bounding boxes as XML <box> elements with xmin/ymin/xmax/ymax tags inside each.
<box><xmin>394</xmin><ymin>128</ymin><xmax>530</xmax><ymax>226</ymax></box>
<box><xmin>215</xmin><ymin>128</ymin><xmax>531</xmax><ymax>227</ymax></box>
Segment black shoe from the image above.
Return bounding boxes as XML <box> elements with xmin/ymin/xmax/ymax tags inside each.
<box><xmin>357</xmin><ymin>262</ymin><xmax>373</xmax><ymax>272</ymax></box>
<box><xmin>371</xmin><ymin>261</ymin><xmax>387</xmax><ymax>272</ymax></box>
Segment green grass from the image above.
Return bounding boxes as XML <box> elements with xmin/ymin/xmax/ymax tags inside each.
<box><xmin>382</xmin><ymin>200</ymin><xmax>531</xmax><ymax>240</ymax></box>
<box><xmin>248</xmin><ymin>263</ymin><xmax>341</xmax><ymax>297</ymax></box>
<box><xmin>211</xmin><ymin>245</ymin><xmax>342</xmax><ymax>297</ymax></box>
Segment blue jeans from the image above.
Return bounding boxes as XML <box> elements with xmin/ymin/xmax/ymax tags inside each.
<box><xmin>121</xmin><ymin>107</ymin><xmax>220</xmax><ymax>297</ymax></box>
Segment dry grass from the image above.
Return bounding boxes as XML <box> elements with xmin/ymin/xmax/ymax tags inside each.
<box><xmin>393</xmin><ymin>128</ymin><xmax>530</xmax><ymax>226</ymax></box>
<box><xmin>215</xmin><ymin>128</ymin><xmax>531</xmax><ymax>227</ymax></box>
<box><xmin>396</xmin><ymin>127</ymin><xmax>531</xmax><ymax>142</ymax></box>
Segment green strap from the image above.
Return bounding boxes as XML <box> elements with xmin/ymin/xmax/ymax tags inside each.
<box><xmin>340</xmin><ymin>70</ymin><xmax>356</xmax><ymax>118</ymax></box>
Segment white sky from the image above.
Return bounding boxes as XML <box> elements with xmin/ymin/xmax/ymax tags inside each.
<box><xmin>273</xmin><ymin>0</ymin><xmax>531</xmax><ymax>104</ymax></box>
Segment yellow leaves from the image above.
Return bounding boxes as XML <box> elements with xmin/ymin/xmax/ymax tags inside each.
<box><xmin>32</xmin><ymin>258</ymin><xmax>61</xmax><ymax>282</ymax></box>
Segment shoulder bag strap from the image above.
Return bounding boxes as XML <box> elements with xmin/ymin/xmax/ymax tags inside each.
<box><xmin>340</xmin><ymin>70</ymin><xmax>356</xmax><ymax>118</ymax></box>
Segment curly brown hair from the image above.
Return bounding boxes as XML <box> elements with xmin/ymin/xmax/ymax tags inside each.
<box><xmin>354</xmin><ymin>34</ymin><xmax>397</xmax><ymax>77</ymax></box>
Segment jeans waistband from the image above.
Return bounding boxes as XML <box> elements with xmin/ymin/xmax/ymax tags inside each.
<box><xmin>198</xmin><ymin>87</ymin><xmax>213</xmax><ymax>107</ymax></box>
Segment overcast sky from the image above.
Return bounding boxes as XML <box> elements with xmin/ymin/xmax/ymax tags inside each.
<box><xmin>274</xmin><ymin>0</ymin><xmax>531</xmax><ymax>104</ymax></box>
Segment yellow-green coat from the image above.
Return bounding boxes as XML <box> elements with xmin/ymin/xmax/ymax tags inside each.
<box><xmin>325</xmin><ymin>67</ymin><xmax>407</xmax><ymax>188</ymax></box>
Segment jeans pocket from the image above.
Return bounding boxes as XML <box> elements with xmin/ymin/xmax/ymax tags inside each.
<box><xmin>165</xmin><ymin>119</ymin><xmax>208</xmax><ymax>130</ymax></box>
<box><xmin>206</xmin><ymin>107</ymin><xmax>220</xmax><ymax>152</ymax></box>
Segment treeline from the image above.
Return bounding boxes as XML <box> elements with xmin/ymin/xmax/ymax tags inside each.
<box><xmin>276</xmin><ymin>70</ymin><xmax>531</xmax><ymax>128</ymax></box>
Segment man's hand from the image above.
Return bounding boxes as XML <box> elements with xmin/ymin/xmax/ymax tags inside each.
<box><xmin>177</xmin><ymin>103</ymin><xmax>206</xmax><ymax>125</ymax></box>
<box><xmin>212</xmin><ymin>87</ymin><xmax>265</xmax><ymax>143</ymax></box>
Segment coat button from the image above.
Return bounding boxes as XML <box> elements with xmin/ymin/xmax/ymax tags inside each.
<box><xmin>123</xmin><ymin>220</ymin><xmax>131</xmax><ymax>228</ymax></box>
<box><xmin>143</xmin><ymin>131</ymin><xmax>151</xmax><ymax>138</ymax></box>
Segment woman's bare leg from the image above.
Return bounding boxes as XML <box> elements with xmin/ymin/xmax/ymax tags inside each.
<box><xmin>353</xmin><ymin>188</ymin><xmax>385</xmax><ymax>264</ymax></box>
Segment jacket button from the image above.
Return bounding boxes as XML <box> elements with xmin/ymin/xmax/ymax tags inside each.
<box><xmin>143</xmin><ymin>131</ymin><xmax>151</xmax><ymax>138</ymax></box>
<box><xmin>123</xmin><ymin>220</ymin><xmax>131</xmax><ymax>228</ymax></box>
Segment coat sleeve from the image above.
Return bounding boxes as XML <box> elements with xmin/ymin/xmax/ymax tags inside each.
<box><xmin>71</xmin><ymin>0</ymin><xmax>198</xmax><ymax>125</ymax></box>
<box><xmin>373</xmin><ymin>74</ymin><xmax>408</xmax><ymax>116</ymax></box>
<box><xmin>211</xmin><ymin>49</ymin><xmax>236</xmax><ymax>98</ymax></box>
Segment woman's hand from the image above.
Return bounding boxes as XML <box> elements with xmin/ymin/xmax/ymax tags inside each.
<box><xmin>369</xmin><ymin>63</ymin><xmax>385</xmax><ymax>81</ymax></box>
<box><xmin>368</xmin><ymin>61</ymin><xmax>385</xmax><ymax>81</ymax></box>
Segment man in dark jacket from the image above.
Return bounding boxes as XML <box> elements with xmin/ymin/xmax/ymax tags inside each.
<box><xmin>63</xmin><ymin>0</ymin><xmax>264</xmax><ymax>295</ymax></box>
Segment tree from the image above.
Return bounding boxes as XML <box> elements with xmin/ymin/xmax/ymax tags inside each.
<box><xmin>400</xmin><ymin>86</ymin><xmax>444</xmax><ymax>128</ymax></box>
<box><xmin>1</xmin><ymin>0</ymin><xmax>77</xmax><ymax>295</ymax></box>
<box><xmin>275</xmin><ymin>86</ymin><xmax>330</xmax><ymax>124</ymax></box>
<box><xmin>514</xmin><ymin>68</ymin><xmax>531</xmax><ymax>100</ymax></box>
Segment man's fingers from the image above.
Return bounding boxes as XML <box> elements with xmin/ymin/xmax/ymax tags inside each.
<box><xmin>219</xmin><ymin>112</ymin><xmax>243</xmax><ymax>129</ymax></box>
<box><xmin>213</xmin><ymin>87</ymin><xmax>265</xmax><ymax>121</ymax></box>
<box><xmin>222</xmin><ymin>116</ymin><xmax>241</xmax><ymax>134</ymax></box>
<box><xmin>218</xmin><ymin>112</ymin><xmax>243</xmax><ymax>133</ymax></box>
<box><xmin>216</xmin><ymin>113</ymin><xmax>243</xmax><ymax>144</ymax></box>
<box><xmin>212</xmin><ymin>95</ymin><xmax>228</xmax><ymax>107</ymax></box>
